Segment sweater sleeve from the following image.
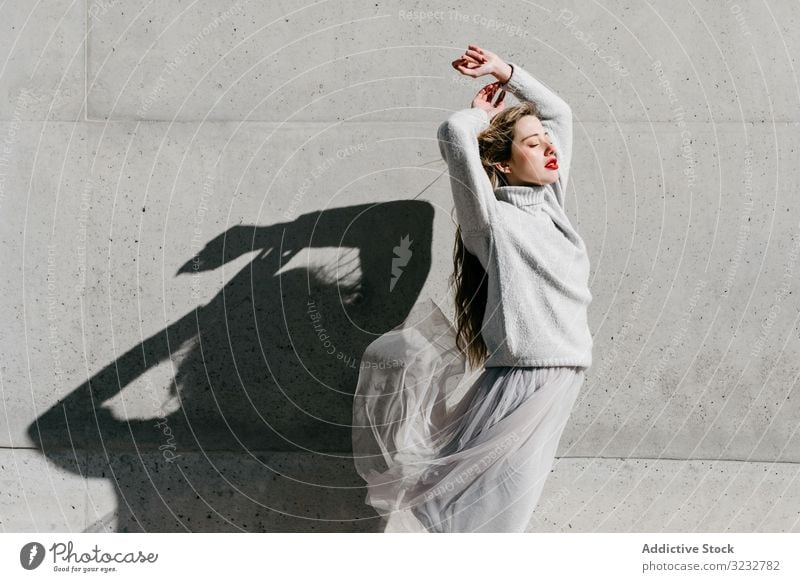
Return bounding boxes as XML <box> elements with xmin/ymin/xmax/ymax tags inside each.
<box><xmin>437</xmin><ymin>106</ymin><xmax>496</xmax><ymax>235</ymax></box>
<box><xmin>501</xmin><ymin>61</ymin><xmax>574</xmax><ymax>206</ymax></box>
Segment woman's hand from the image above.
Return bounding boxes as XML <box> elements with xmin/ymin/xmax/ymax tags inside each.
<box><xmin>471</xmin><ymin>82</ymin><xmax>506</xmax><ymax>118</ymax></box>
<box><xmin>452</xmin><ymin>44</ymin><xmax>513</xmax><ymax>83</ymax></box>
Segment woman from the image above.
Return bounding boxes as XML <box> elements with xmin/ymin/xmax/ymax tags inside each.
<box><xmin>352</xmin><ymin>44</ymin><xmax>593</xmax><ymax>532</ymax></box>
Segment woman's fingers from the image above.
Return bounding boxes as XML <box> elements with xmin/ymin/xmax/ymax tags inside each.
<box><xmin>453</xmin><ymin>62</ymin><xmax>470</xmax><ymax>76</ymax></box>
<box><xmin>455</xmin><ymin>62</ymin><xmax>482</xmax><ymax>77</ymax></box>
<box><xmin>456</xmin><ymin>55</ymin><xmax>481</xmax><ymax>69</ymax></box>
<box><xmin>452</xmin><ymin>46</ymin><xmax>495</xmax><ymax>79</ymax></box>
<box><xmin>465</xmin><ymin>48</ymin><xmax>486</xmax><ymax>63</ymax></box>
<box><xmin>475</xmin><ymin>83</ymin><xmax>504</xmax><ymax>109</ymax></box>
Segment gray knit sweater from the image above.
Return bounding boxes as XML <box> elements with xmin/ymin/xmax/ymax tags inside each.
<box><xmin>437</xmin><ymin>61</ymin><xmax>593</xmax><ymax>368</ymax></box>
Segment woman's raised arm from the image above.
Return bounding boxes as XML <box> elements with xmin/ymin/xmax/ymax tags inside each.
<box><xmin>437</xmin><ymin>106</ymin><xmax>496</xmax><ymax>238</ymax></box>
<box><xmin>499</xmin><ymin>61</ymin><xmax>574</xmax><ymax>197</ymax></box>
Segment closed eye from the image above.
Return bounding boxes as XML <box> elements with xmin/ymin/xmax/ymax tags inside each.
<box><xmin>523</xmin><ymin>132</ymin><xmax>548</xmax><ymax>146</ymax></box>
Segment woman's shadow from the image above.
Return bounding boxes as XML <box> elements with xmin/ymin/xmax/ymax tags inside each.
<box><xmin>27</xmin><ymin>200</ymin><xmax>435</xmax><ymax>532</ymax></box>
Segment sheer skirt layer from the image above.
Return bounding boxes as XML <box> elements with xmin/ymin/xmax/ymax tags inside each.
<box><xmin>352</xmin><ymin>298</ymin><xmax>585</xmax><ymax>533</ymax></box>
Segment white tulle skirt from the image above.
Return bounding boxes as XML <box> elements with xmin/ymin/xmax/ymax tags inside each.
<box><xmin>352</xmin><ymin>297</ymin><xmax>586</xmax><ymax>533</ymax></box>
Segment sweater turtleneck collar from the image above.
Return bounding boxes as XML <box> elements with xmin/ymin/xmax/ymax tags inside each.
<box><xmin>494</xmin><ymin>183</ymin><xmax>547</xmax><ymax>207</ymax></box>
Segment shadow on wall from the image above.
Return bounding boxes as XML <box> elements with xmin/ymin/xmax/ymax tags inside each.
<box><xmin>27</xmin><ymin>200</ymin><xmax>435</xmax><ymax>532</ymax></box>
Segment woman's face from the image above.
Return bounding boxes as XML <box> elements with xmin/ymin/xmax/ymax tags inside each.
<box><xmin>495</xmin><ymin>115</ymin><xmax>558</xmax><ymax>187</ymax></box>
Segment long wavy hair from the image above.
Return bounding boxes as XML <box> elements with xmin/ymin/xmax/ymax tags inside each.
<box><xmin>450</xmin><ymin>101</ymin><xmax>542</xmax><ymax>369</ymax></box>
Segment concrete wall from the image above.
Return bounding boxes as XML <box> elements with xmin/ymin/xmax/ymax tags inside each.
<box><xmin>1</xmin><ymin>0</ymin><xmax>799</xmax><ymax>532</ymax></box>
